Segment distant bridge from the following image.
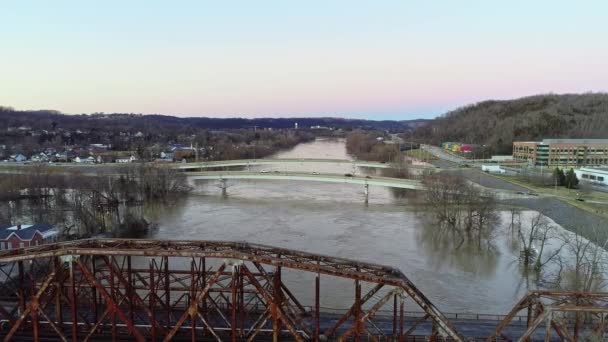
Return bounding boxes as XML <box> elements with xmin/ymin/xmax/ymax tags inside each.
<box><xmin>187</xmin><ymin>171</ymin><xmax>532</xmax><ymax>202</ymax></box>
<box><xmin>175</xmin><ymin>158</ymin><xmax>433</xmax><ymax>170</ymax></box>
<box><xmin>188</xmin><ymin>170</ymin><xmax>424</xmax><ymax>190</ymax></box>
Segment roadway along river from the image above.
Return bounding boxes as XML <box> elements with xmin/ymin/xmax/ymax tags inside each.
<box><xmin>142</xmin><ymin>138</ymin><xmax>564</xmax><ymax>313</ymax></box>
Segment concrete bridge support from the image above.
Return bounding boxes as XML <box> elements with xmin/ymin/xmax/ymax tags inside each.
<box><xmin>220</xmin><ymin>178</ymin><xmax>228</xmax><ymax>197</ymax></box>
<box><xmin>364</xmin><ymin>183</ymin><xmax>369</xmax><ymax>204</ymax></box>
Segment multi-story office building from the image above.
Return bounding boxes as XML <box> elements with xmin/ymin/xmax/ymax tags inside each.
<box><xmin>512</xmin><ymin>139</ymin><xmax>608</xmax><ymax>167</ymax></box>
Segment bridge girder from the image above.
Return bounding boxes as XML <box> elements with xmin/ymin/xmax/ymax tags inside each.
<box><xmin>0</xmin><ymin>239</ymin><xmax>464</xmax><ymax>341</ymax></box>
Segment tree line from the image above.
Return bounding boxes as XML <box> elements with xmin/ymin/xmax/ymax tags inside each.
<box><xmin>0</xmin><ymin>164</ymin><xmax>191</xmax><ymax>238</ymax></box>
<box><xmin>405</xmin><ymin>93</ymin><xmax>608</xmax><ymax>155</ymax></box>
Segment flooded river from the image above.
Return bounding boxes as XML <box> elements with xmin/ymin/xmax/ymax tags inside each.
<box><xmin>142</xmin><ymin>139</ymin><xmax>565</xmax><ymax>313</ymax></box>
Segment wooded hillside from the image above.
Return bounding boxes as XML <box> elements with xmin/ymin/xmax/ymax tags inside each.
<box><xmin>408</xmin><ymin>93</ymin><xmax>608</xmax><ymax>154</ymax></box>
<box><xmin>0</xmin><ymin>107</ymin><xmax>427</xmax><ymax>132</ymax></box>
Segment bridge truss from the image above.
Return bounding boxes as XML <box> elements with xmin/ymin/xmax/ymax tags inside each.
<box><xmin>2</xmin><ymin>239</ymin><xmax>608</xmax><ymax>341</ymax></box>
<box><xmin>487</xmin><ymin>291</ymin><xmax>608</xmax><ymax>341</ymax></box>
<box><xmin>0</xmin><ymin>239</ymin><xmax>465</xmax><ymax>341</ymax></box>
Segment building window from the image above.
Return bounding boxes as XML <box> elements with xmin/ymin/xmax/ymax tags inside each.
<box><xmin>599</xmin><ymin>177</ymin><xmax>605</xmax><ymax>182</ymax></box>
<box><xmin>583</xmin><ymin>174</ymin><xmax>589</xmax><ymax>179</ymax></box>
<box><xmin>19</xmin><ymin>242</ymin><xmax>25</xmax><ymax>248</ymax></box>
<box><xmin>590</xmin><ymin>175</ymin><xmax>597</xmax><ymax>180</ymax></box>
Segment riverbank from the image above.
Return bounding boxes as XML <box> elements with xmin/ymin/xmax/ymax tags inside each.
<box><xmin>444</xmin><ymin>167</ymin><xmax>608</xmax><ymax>245</ymax></box>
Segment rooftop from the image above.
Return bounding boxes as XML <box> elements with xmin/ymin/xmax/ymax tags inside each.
<box><xmin>542</xmin><ymin>139</ymin><xmax>608</xmax><ymax>144</ymax></box>
<box><xmin>580</xmin><ymin>167</ymin><xmax>608</xmax><ymax>174</ymax></box>
<box><xmin>514</xmin><ymin>139</ymin><xmax>608</xmax><ymax>145</ymax></box>
<box><xmin>0</xmin><ymin>224</ymin><xmax>58</xmax><ymax>241</ymax></box>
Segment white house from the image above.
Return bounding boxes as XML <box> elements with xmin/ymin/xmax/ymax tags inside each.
<box><xmin>12</xmin><ymin>154</ymin><xmax>27</xmax><ymax>162</ymax></box>
<box><xmin>30</xmin><ymin>153</ymin><xmax>49</xmax><ymax>163</ymax></box>
<box><xmin>574</xmin><ymin>168</ymin><xmax>608</xmax><ymax>186</ymax></box>
<box><xmin>116</xmin><ymin>156</ymin><xmax>136</xmax><ymax>163</ymax></box>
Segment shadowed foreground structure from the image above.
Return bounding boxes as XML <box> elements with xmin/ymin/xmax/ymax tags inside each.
<box><xmin>0</xmin><ymin>239</ymin><xmax>606</xmax><ymax>341</ymax></box>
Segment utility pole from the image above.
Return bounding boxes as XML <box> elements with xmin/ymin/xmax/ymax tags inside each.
<box><xmin>252</xmin><ymin>126</ymin><xmax>258</xmax><ymax>160</ymax></box>
<box><xmin>195</xmin><ymin>142</ymin><xmax>199</xmax><ymax>163</ymax></box>
<box><xmin>555</xmin><ymin>171</ymin><xmax>558</xmax><ymax>194</ymax></box>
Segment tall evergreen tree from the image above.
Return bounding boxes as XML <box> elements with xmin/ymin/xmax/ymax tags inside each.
<box><xmin>565</xmin><ymin>168</ymin><xmax>579</xmax><ymax>189</ymax></box>
<box><xmin>553</xmin><ymin>167</ymin><xmax>566</xmax><ymax>186</ymax></box>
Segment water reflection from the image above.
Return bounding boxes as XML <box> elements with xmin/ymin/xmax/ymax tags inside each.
<box><xmin>415</xmin><ymin>218</ymin><xmax>500</xmax><ymax>278</ymax></box>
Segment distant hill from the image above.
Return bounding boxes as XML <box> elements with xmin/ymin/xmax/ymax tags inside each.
<box><xmin>408</xmin><ymin>93</ymin><xmax>608</xmax><ymax>154</ymax></box>
<box><xmin>0</xmin><ymin>107</ymin><xmax>429</xmax><ymax>132</ymax></box>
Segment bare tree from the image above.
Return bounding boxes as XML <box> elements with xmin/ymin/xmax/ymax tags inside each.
<box><xmin>517</xmin><ymin>212</ymin><xmax>561</xmax><ymax>271</ymax></box>
<box><xmin>422</xmin><ymin>173</ymin><xmax>499</xmax><ymax>249</ymax></box>
<box><xmin>559</xmin><ymin>226</ymin><xmax>608</xmax><ymax>292</ymax></box>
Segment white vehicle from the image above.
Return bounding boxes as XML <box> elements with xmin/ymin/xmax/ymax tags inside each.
<box><xmin>311</xmin><ymin>172</ymin><xmax>320</xmax><ymax>175</ymax></box>
<box><xmin>481</xmin><ymin>165</ymin><xmax>506</xmax><ymax>174</ymax></box>
<box><xmin>260</xmin><ymin>170</ymin><xmax>270</xmax><ymax>173</ymax></box>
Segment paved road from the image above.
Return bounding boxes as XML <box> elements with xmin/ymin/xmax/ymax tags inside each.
<box><xmin>421</xmin><ymin>144</ymin><xmax>467</xmax><ymax>164</ymax></box>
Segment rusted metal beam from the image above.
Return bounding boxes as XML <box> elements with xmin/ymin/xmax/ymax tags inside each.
<box><xmin>163</xmin><ymin>263</ymin><xmax>226</xmax><ymax>341</ymax></box>
<box><xmin>101</xmin><ymin>256</ymin><xmax>165</xmax><ymax>334</ymax></box>
<box><xmin>314</xmin><ymin>274</ymin><xmax>320</xmax><ymax>342</ymax></box>
<box><xmin>76</xmin><ymin>260</ymin><xmax>145</xmax><ymax>342</ymax></box>
<box><xmin>69</xmin><ymin>259</ymin><xmax>78</xmax><ymax>342</ymax></box>
<box><xmin>486</xmin><ymin>292</ymin><xmax>533</xmax><ymax>342</ymax></box>
<box><xmin>3</xmin><ymin>271</ymin><xmax>57</xmax><ymax>342</ymax></box>
<box><xmin>241</xmin><ymin>264</ymin><xmax>305</xmax><ymax>342</ymax></box>
<box><xmin>17</xmin><ymin>239</ymin><xmax>608</xmax><ymax>341</ymax></box>
<box><xmin>324</xmin><ymin>283</ymin><xmax>384</xmax><ymax>337</ymax></box>
<box><xmin>518</xmin><ymin>309</ymin><xmax>550</xmax><ymax>341</ymax></box>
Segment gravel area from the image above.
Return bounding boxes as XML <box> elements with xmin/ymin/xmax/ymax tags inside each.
<box><xmin>503</xmin><ymin>197</ymin><xmax>608</xmax><ymax>244</ymax></box>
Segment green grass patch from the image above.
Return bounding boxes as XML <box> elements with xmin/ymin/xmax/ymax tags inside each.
<box><xmin>403</xmin><ymin>149</ymin><xmax>437</xmax><ymax>160</ymax></box>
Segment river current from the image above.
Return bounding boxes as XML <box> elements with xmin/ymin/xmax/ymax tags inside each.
<box><xmin>143</xmin><ymin>138</ymin><xmax>562</xmax><ymax>313</ymax></box>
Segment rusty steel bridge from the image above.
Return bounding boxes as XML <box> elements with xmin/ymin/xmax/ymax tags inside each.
<box><xmin>0</xmin><ymin>239</ymin><xmax>607</xmax><ymax>341</ymax></box>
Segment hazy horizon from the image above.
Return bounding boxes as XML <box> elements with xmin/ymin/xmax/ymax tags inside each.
<box><xmin>2</xmin><ymin>1</ymin><xmax>607</xmax><ymax>120</ymax></box>
<box><xmin>5</xmin><ymin>91</ymin><xmax>607</xmax><ymax>122</ymax></box>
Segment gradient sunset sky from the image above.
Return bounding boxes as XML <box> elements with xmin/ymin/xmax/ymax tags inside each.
<box><xmin>2</xmin><ymin>1</ymin><xmax>607</xmax><ymax>120</ymax></box>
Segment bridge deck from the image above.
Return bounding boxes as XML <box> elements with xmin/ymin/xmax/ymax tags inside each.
<box><xmin>176</xmin><ymin>158</ymin><xmax>432</xmax><ymax>170</ymax></box>
<box><xmin>187</xmin><ymin>170</ymin><xmax>425</xmax><ymax>190</ymax></box>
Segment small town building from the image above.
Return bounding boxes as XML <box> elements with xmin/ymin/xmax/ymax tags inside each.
<box><xmin>30</xmin><ymin>153</ymin><xmax>49</xmax><ymax>163</ymax></box>
<box><xmin>116</xmin><ymin>156</ymin><xmax>136</xmax><ymax>163</ymax></box>
<box><xmin>11</xmin><ymin>154</ymin><xmax>27</xmax><ymax>162</ymax></box>
<box><xmin>74</xmin><ymin>156</ymin><xmax>95</xmax><ymax>164</ymax></box>
<box><xmin>441</xmin><ymin>142</ymin><xmax>477</xmax><ymax>153</ymax></box>
<box><xmin>513</xmin><ymin>139</ymin><xmax>608</xmax><ymax>167</ymax></box>
<box><xmin>160</xmin><ymin>151</ymin><xmax>175</xmax><ymax>160</ymax></box>
<box><xmin>574</xmin><ymin>168</ymin><xmax>608</xmax><ymax>186</ymax></box>
<box><xmin>0</xmin><ymin>224</ymin><xmax>59</xmax><ymax>250</ymax></box>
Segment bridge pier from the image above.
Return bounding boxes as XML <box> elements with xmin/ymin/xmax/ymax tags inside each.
<box><xmin>220</xmin><ymin>178</ymin><xmax>228</xmax><ymax>196</ymax></box>
<box><xmin>364</xmin><ymin>183</ymin><xmax>369</xmax><ymax>204</ymax></box>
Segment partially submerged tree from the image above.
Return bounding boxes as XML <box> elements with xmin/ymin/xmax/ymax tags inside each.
<box><xmin>422</xmin><ymin>173</ymin><xmax>498</xmax><ymax>249</ymax></box>
<box><xmin>559</xmin><ymin>226</ymin><xmax>608</xmax><ymax>292</ymax></box>
<box><xmin>517</xmin><ymin>212</ymin><xmax>561</xmax><ymax>271</ymax></box>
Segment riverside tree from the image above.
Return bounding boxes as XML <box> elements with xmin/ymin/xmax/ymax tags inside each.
<box><xmin>422</xmin><ymin>173</ymin><xmax>498</xmax><ymax>249</ymax></box>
